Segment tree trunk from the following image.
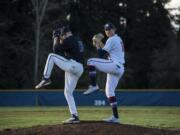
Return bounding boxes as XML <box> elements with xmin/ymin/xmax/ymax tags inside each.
<box><xmin>31</xmin><ymin>0</ymin><xmax>48</xmax><ymax>85</ymax></box>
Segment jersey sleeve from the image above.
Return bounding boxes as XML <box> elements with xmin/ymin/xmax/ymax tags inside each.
<box><xmin>97</xmin><ymin>48</ymin><xmax>109</xmax><ymax>58</ymax></box>
<box><xmin>57</xmin><ymin>38</ymin><xmax>72</xmax><ymax>52</ymax></box>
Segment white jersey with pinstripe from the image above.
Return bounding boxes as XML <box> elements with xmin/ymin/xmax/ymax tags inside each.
<box><xmin>103</xmin><ymin>34</ymin><xmax>125</xmax><ymax>64</ymax></box>
<box><xmin>87</xmin><ymin>34</ymin><xmax>125</xmax><ymax>97</ymax></box>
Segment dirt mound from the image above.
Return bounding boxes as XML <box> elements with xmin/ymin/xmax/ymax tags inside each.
<box><xmin>0</xmin><ymin>121</ymin><xmax>180</xmax><ymax>135</ymax></box>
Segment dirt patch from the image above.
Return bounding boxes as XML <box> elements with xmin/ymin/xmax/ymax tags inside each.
<box><xmin>0</xmin><ymin>121</ymin><xmax>180</xmax><ymax>135</ymax></box>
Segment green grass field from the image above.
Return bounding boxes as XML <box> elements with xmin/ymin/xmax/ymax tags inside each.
<box><xmin>0</xmin><ymin>106</ymin><xmax>180</xmax><ymax>130</ymax></box>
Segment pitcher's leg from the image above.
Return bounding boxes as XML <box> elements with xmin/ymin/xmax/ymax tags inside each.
<box><xmin>43</xmin><ymin>53</ymin><xmax>69</xmax><ymax>78</ymax></box>
<box><xmin>88</xmin><ymin>65</ymin><xmax>97</xmax><ymax>86</ymax></box>
<box><xmin>83</xmin><ymin>64</ymin><xmax>99</xmax><ymax>95</ymax></box>
<box><xmin>87</xmin><ymin>58</ymin><xmax>119</xmax><ymax>74</ymax></box>
<box><xmin>64</xmin><ymin>72</ymin><xmax>79</xmax><ymax>116</ymax></box>
<box><xmin>84</xmin><ymin>58</ymin><xmax>112</xmax><ymax>95</ymax></box>
<box><xmin>35</xmin><ymin>53</ymin><xmax>69</xmax><ymax>89</ymax></box>
<box><xmin>86</xmin><ymin>58</ymin><xmax>114</xmax><ymax>87</ymax></box>
<box><xmin>104</xmin><ymin>74</ymin><xmax>121</xmax><ymax>122</ymax></box>
<box><xmin>63</xmin><ymin>63</ymin><xmax>83</xmax><ymax>124</ymax></box>
<box><xmin>105</xmin><ymin>74</ymin><xmax>121</xmax><ymax>97</ymax></box>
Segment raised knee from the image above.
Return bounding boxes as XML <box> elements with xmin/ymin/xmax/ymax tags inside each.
<box><xmin>48</xmin><ymin>53</ymin><xmax>55</xmax><ymax>59</ymax></box>
<box><xmin>87</xmin><ymin>59</ymin><xmax>92</xmax><ymax>65</ymax></box>
<box><xmin>87</xmin><ymin>58</ymin><xmax>97</xmax><ymax>66</ymax></box>
<box><xmin>49</xmin><ymin>53</ymin><xmax>54</xmax><ymax>56</ymax></box>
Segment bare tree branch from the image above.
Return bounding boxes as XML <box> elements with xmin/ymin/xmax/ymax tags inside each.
<box><xmin>31</xmin><ymin>0</ymin><xmax>49</xmax><ymax>85</ymax></box>
<box><xmin>31</xmin><ymin>0</ymin><xmax>35</xmax><ymax>9</ymax></box>
<box><xmin>39</xmin><ymin>0</ymin><xmax>48</xmax><ymax>25</ymax></box>
<box><xmin>39</xmin><ymin>0</ymin><xmax>45</xmax><ymax>13</ymax></box>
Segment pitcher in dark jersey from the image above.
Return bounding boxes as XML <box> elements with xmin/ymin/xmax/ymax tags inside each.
<box><xmin>35</xmin><ymin>26</ymin><xmax>84</xmax><ymax>124</ymax></box>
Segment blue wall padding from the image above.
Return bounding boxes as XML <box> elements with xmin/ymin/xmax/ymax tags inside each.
<box><xmin>0</xmin><ymin>90</ymin><xmax>180</xmax><ymax>106</ymax></box>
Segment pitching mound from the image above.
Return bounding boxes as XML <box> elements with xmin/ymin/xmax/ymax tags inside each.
<box><xmin>0</xmin><ymin>121</ymin><xmax>180</xmax><ymax>135</ymax></box>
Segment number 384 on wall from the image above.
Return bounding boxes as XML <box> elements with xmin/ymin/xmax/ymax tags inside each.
<box><xmin>94</xmin><ymin>100</ymin><xmax>106</xmax><ymax>106</ymax></box>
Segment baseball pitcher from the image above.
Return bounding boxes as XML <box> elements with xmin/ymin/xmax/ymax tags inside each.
<box><xmin>83</xmin><ymin>22</ymin><xmax>125</xmax><ymax>123</ymax></box>
<box><xmin>35</xmin><ymin>26</ymin><xmax>84</xmax><ymax>124</ymax></box>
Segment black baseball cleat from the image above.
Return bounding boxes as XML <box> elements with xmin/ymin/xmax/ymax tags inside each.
<box><xmin>35</xmin><ymin>78</ymin><xmax>51</xmax><ymax>89</ymax></box>
<box><xmin>62</xmin><ymin>115</ymin><xmax>80</xmax><ymax>124</ymax></box>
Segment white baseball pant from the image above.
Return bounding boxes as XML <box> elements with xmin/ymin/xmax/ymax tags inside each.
<box><xmin>87</xmin><ymin>58</ymin><xmax>124</xmax><ymax>97</ymax></box>
<box><xmin>43</xmin><ymin>53</ymin><xmax>83</xmax><ymax>115</ymax></box>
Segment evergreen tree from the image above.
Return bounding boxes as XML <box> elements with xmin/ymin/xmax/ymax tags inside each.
<box><xmin>125</xmin><ymin>0</ymin><xmax>174</xmax><ymax>88</ymax></box>
<box><xmin>0</xmin><ymin>0</ymin><xmax>34</xmax><ymax>88</ymax></box>
<box><xmin>0</xmin><ymin>0</ymin><xmax>179</xmax><ymax>89</ymax></box>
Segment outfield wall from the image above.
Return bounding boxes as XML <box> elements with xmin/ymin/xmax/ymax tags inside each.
<box><xmin>0</xmin><ymin>90</ymin><xmax>180</xmax><ymax>106</ymax></box>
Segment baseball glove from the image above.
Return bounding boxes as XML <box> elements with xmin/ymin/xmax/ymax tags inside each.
<box><xmin>92</xmin><ymin>33</ymin><xmax>104</xmax><ymax>48</ymax></box>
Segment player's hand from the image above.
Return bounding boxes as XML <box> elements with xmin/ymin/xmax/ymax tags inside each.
<box><xmin>52</xmin><ymin>28</ymin><xmax>61</xmax><ymax>39</ymax></box>
<box><xmin>92</xmin><ymin>33</ymin><xmax>104</xmax><ymax>49</ymax></box>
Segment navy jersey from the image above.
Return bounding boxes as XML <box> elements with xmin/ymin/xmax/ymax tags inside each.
<box><xmin>53</xmin><ymin>35</ymin><xmax>84</xmax><ymax>64</ymax></box>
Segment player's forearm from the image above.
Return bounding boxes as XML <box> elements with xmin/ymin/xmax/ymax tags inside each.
<box><xmin>97</xmin><ymin>48</ymin><xmax>109</xmax><ymax>59</ymax></box>
<box><xmin>53</xmin><ymin>37</ymin><xmax>59</xmax><ymax>53</ymax></box>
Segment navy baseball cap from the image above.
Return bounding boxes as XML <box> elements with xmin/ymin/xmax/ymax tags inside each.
<box><xmin>104</xmin><ymin>22</ymin><xmax>116</xmax><ymax>31</ymax></box>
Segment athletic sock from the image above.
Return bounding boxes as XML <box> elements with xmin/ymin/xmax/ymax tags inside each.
<box><xmin>108</xmin><ymin>96</ymin><xmax>119</xmax><ymax>118</ymax></box>
<box><xmin>87</xmin><ymin>65</ymin><xmax>97</xmax><ymax>86</ymax></box>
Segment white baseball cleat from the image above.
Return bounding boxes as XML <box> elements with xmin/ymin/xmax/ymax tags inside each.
<box><xmin>83</xmin><ymin>85</ymin><xmax>99</xmax><ymax>95</ymax></box>
<box><xmin>35</xmin><ymin>79</ymin><xmax>51</xmax><ymax>89</ymax></box>
<box><xmin>103</xmin><ymin>115</ymin><xmax>120</xmax><ymax>123</ymax></box>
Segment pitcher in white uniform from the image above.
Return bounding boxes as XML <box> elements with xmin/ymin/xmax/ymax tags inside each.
<box><xmin>84</xmin><ymin>22</ymin><xmax>125</xmax><ymax>123</ymax></box>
